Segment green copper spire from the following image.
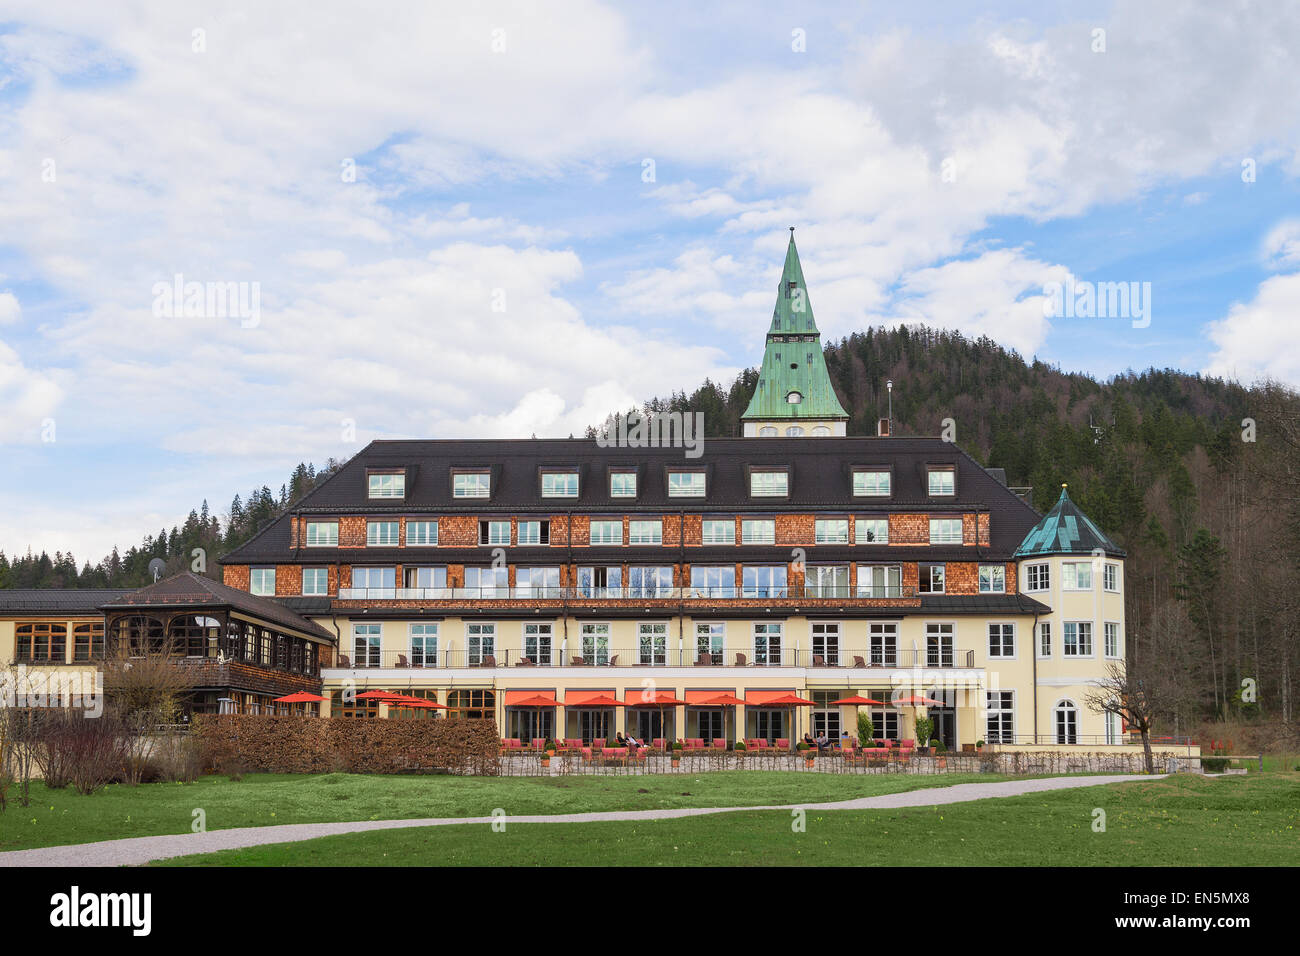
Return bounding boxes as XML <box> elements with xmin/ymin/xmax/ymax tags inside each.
<box><xmin>741</xmin><ymin>229</ymin><xmax>849</xmax><ymax>425</ymax></box>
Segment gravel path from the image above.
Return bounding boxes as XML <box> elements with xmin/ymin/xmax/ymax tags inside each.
<box><xmin>0</xmin><ymin>774</ymin><xmax>1159</xmax><ymax>867</ymax></box>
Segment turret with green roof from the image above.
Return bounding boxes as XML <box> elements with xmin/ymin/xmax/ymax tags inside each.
<box><xmin>741</xmin><ymin>229</ymin><xmax>850</xmax><ymax>437</ymax></box>
<box><xmin>1015</xmin><ymin>484</ymin><xmax>1127</xmax><ymax>558</ymax></box>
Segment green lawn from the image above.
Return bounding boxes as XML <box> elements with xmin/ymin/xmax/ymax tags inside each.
<box><xmin>154</xmin><ymin>773</ymin><xmax>1300</xmax><ymax>867</ymax></box>
<box><xmin>2</xmin><ymin>770</ymin><xmax>1031</xmax><ymax>852</ymax></box>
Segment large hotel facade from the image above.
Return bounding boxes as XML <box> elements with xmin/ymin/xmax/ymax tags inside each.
<box><xmin>2</xmin><ymin>235</ymin><xmax>1128</xmax><ymax>749</ymax></box>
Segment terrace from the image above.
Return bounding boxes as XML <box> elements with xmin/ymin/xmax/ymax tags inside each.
<box><xmin>331</xmin><ymin>647</ymin><xmax>977</xmax><ymax>669</ymax></box>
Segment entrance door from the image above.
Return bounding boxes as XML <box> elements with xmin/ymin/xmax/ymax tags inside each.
<box><xmin>929</xmin><ymin>708</ymin><xmax>955</xmax><ymax>749</ymax></box>
<box><xmin>697</xmin><ymin>710</ymin><xmax>724</xmax><ymax>743</ymax></box>
<box><xmin>636</xmin><ymin>710</ymin><xmax>667</xmax><ymax>742</ymax></box>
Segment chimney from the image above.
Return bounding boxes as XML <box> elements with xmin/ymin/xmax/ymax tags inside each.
<box><xmin>877</xmin><ymin>418</ymin><xmax>891</xmax><ymax>437</ymax></box>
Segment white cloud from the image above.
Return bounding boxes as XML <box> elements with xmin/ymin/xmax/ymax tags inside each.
<box><xmin>0</xmin><ymin>292</ymin><xmax>19</xmax><ymax>325</ymax></box>
<box><xmin>1262</xmin><ymin>219</ymin><xmax>1300</xmax><ymax>269</ymax></box>
<box><xmin>1204</xmin><ymin>272</ymin><xmax>1300</xmax><ymax>386</ymax></box>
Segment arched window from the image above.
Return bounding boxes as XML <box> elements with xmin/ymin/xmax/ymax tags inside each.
<box><xmin>15</xmin><ymin>623</ymin><xmax>66</xmax><ymax>662</ymax></box>
<box><xmin>168</xmin><ymin>614</ymin><xmax>221</xmax><ymax>657</ymax></box>
<box><xmin>447</xmin><ymin>689</ymin><xmax>496</xmax><ymax>721</ymax></box>
<box><xmin>1054</xmin><ymin>699</ymin><xmax>1078</xmax><ymax>745</ymax></box>
<box><xmin>810</xmin><ymin>425</ymin><xmax>830</xmax><ymax>436</ymax></box>
<box><xmin>786</xmin><ymin>391</ymin><xmax>803</xmax><ymax>405</ymax></box>
<box><xmin>111</xmin><ymin>615</ymin><xmax>166</xmax><ymax>657</ymax></box>
<box><xmin>785</xmin><ymin>426</ymin><xmax>804</xmax><ymax>437</ymax></box>
<box><xmin>758</xmin><ymin>426</ymin><xmax>777</xmax><ymax>437</ymax></box>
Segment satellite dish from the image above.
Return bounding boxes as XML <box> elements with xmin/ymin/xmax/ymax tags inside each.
<box><xmin>148</xmin><ymin>558</ymin><xmax>166</xmax><ymax>581</ymax></box>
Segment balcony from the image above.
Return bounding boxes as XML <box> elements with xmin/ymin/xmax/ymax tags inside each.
<box><xmin>330</xmin><ymin>647</ymin><xmax>975</xmax><ymax>669</ymax></box>
<box><xmin>333</xmin><ymin>585</ymin><xmax>919</xmax><ymax>603</ymax></box>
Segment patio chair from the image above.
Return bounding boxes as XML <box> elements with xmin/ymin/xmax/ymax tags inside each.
<box><xmin>482</xmin><ymin>655</ymin><xmax>496</xmax><ymax>667</ymax></box>
<box><xmin>396</xmin><ymin>654</ymin><xmax>409</xmax><ymax>667</ymax></box>
<box><xmin>735</xmin><ymin>652</ymin><xmax>747</xmax><ymax>666</ymax></box>
<box><xmin>712</xmin><ymin>738</ymin><xmax>726</xmax><ymax>750</ymax></box>
<box><xmin>853</xmin><ymin>655</ymin><xmax>867</xmax><ymax>668</ymax></box>
<box><xmin>338</xmin><ymin>654</ymin><xmax>351</xmax><ymax>668</ymax></box>
<box><xmin>501</xmin><ymin>738</ymin><xmax>521</xmax><ymax>752</ymax></box>
<box><xmin>518</xmin><ymin>656</ymin><xmax>534</xmax><ymax>666</ymax></box>
<box><xmin>813</xmin><ymin>654</ymin><xmax>825</xmax><ymax>667</ymax></box>
<box><xmin>531</xmin><ymin>737</ymin><xmax>546</xmax><ymax>752</ymax></box>
<box><xmin>571</xmin><ymin>656</ymin><xmax>586</xmax><ymax>665</ymax></box>
<box><xmin>900</xmin><ymin>738</ymin><xmax>915</xmax><ymax>749</ymax></box>
<box><xmin>652</xmin><ymin>737</ymin><xmax>666</xmax><ymax>751</ymax></box>
<box><xmin>608</xmin><ymin>655</ymin><xmax>619</xmax><ymax>666</ymax></box>
<box><xmin>775</xmin><ymin>738</ymin><xmax>790</xmax><ymax>751</ymax></box>
<box><xmin>697</xmin><ymin>652</ymin><xmax>711</xmax><ymax>666</ymax></box>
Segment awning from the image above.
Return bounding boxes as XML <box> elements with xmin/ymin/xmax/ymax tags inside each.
<box><xmin>626</xmin><ymin>691</ymin><xmax>686</xmax><ymax>707</ymax></box>
<box><xmin>508</xmin><ymin>694</ymin><xmax>561</xmax><ymax>708</ymax></box>
<box><xmin>744</xmin><ymin>689</ymin><xmax>801</xmax><ymax>705</ymax></box>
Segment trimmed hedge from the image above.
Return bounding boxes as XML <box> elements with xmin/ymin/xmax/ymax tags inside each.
<box><xmin>193</xmin><ymin>716</ymin><xmax>500</xmax><ymax>776</ymax></box>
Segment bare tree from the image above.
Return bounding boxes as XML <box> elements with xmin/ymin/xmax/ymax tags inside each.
<box><xmin>101</xmin><ymin>635</ymin><xmax>196</xmax><ymax>785</ymax></box>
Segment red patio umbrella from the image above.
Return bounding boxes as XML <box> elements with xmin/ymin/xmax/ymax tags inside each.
<box><xmin>274</xmin><ymin>691</ymin><xmax>327</xmax><ymax>703</ymax></box>
<box><xmin>509</xmin><ymin>694</ymin><xmax>559</xmax><ymax>742</ymax></box>
<box><xmin>385</xmin><ymin>694</ymin><xmax>448</xmax><ymax>717</ymax></box>
<box><xmin>627</xmin><ymin>691</ymin><xmax>685</xmax><ymax>745</ymax></box>
<box><xmin>761</xmin><ymin>694</ymin><xmax>815</xmax><ymax>750</ymax></box>
<box><xmin>697</xmin><ymin>693</ymin><xmax>745</xmax><ymax>746</ymax></box>
<box><xmin>830</xmin><ymin>695</ymin><xmax>886</xmax><ymax>746</ymax></box>
<box><xmin>569</xmin><ymin>695</ymin><xmax>624</xmax><ymax>745</ymax></box>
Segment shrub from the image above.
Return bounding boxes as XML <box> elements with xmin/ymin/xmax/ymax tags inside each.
<box><xmin>1201</xmin><ymin>749</ymin><xmax>1230</xmax><ymax>773</ymax></box>
<box><xmin>733</xmin><ymin>741</ymin><xmax>746</xmax><ymax>751</ymax></box>
<box><xmin>857</xmin><ymin>712</ymin><xmax>874</xmax><ymax>747</ymax></box>
<box><xmin>914</xmin><ymin>717</ymin><xmax>934</xmax><ymax>747</ymax></box>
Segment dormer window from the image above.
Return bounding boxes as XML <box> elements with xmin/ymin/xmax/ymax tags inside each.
<box><xmin>750</xmin><ymin>469</ymin><xmax>789</xmax><ymax>497</ymax></box>
<box><xmin>610</xmin><ymin>470</ymin><xmax>637</xmax><ymax>498</ymax></box>
<box><xmin>786</xmin><ymin>390</ymin><xmax>803</xmax><ymax>405</ymax></box>
<box><xmin>927</xmin><ymin>466</ymin><xmax>956</xmax><ymax>496</ymax></box>
<box><xmin>853</xmin><ymin>468</ymin><xmax>891</xmax><ymax>497</ymax></box>
<box><xmin>368</xmin><ymin>472</ymin><xmax>405</xmax><ymax>499</ymax></box>
<box><xmin>453</xmin><ymin>471</ymin><xmax>491</xmax><ymax>499</ymax></box>
<box><xmin>667</xmin><ymin>471</ymin><xmax>706</xmax><ymax>497</ymax></box>
<box><xmin>540</xmin><ymin>471</ymin><xmax>579</xmax><ymax>498</ymax></box>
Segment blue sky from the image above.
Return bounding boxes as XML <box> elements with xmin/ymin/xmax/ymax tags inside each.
<box><xmin>1</xmin><ymin>0</ymin><xmax>1299</xmax><ymax>563</ymax></box>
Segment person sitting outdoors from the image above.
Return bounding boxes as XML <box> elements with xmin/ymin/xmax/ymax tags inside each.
<box><xmin>815</xmin><ymin>732</ymin><xmax>831</xmax><ymax>752</ymax></box>
<box><xmin>614</xmin><ymin>732</ymin><xmax>627</xmax><ymax>748</ymax></box>
<box><xmin>802</xmin><ymin>733</ymin><xmax>815</xmax><ymax>748</ymax></box>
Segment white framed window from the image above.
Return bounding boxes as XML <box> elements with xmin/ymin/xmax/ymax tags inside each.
<box><xmin>855</xmin><ymin>518</ymin><xmax>888</xmax><ymax>543</ymax></box>
<box><xmin>403</xmin><ymin>566</ymin><xmax>446</xmax><ymax>590</ymax></box>
<box><xmin>516</xmin><ymin>567</ymin><xmax>560</xmax><ymax>597</ymax></box>
<box><xmin>1054</xmin><ymin>699</ymin><xmax>1078</xmax><ymax>744</ymax></box>
<box><xmin>302</xmin><ymin>568</ymin><xmax>329</xmax><ymax>596</ymax></box>
<box><xmin>610</xmin><ymin>471</ymin><xmax>637</xmax><ymax>498</ymax></box>
<box><xmin>753</xmin><ymin>622</ymin><xmax>783</xmax><ymax>665</ymax></box>
<box><xmin>695</xmin><ymin>622</ymin><xmax>724</xmax><ymax>664</ymax></box>
<box><xmin>627</xmin><ymin>565</ymin><xmax>673</xmax><ymax>598</ymax></box>
<box><xmin>368</xmin><ymin>473</ymin><xmax>405</xmax><ymax>499</ymax></box>
<box><xmin>250</xmin><ymin>567</ymin><xmax>276</xmax><ymax>596</ymax></box>
<box><xmin>926</xmin><ymin>623</ymin><xmax>954</xmax><ymax>666</ymax></box>
<box><xmin>305</xmin><ymin>521</ymin><xmax>338</xmax><ymax>547</ymax></box>
<box><xmin>478</xmin><ymin>520</ymin><xmax>510</xmax><ymax>546</ymax></box>
<box><xmin>852</xmin><ymin>470</ymin><xmax>890</xmax><ymax>496</ymax></box>
<box><xmin>758</xmin><ymin>426</ymin><xmax>778</xmax><ymax>437</ymax></box>
<box><xmin>978</xmin><ymin>565</ymin><xmax>1006</xmax><ymax>593</ymax></box>
<box><xmin>807</xmin><ymin>565</ymin><xmax>849</xmax><ymax>597</ymax></box>
<box><xmin>810</xmin><ymin>426</ymin><xmax>830</xmax><ymax>437</ymax></box>
<box><xmin>690</xmin><ymin>565</ymin><xmax>735</xmax><ymax>597</ymax></box>
<box><xmin>1038</xmin><ymin>621</ymin><xmax>1052</xmax><ymax>658</ymax></box>
<box><xmin>919</xmin><ymin>564</ymin><xmax>945</xmax><ymax>594</ymax></box>
<box><xmin>785</xmin><ymin>426</ymin><xmax>804</xmax><ymax>437</ymax></box>
<box><xmin>815</xmin><ymin>518</ymin><xmax>849</xmax><ymax>544</ymax></box>
<box><xmin>742</xmin><ymin>565</ymin><xmax>787</xmax><ymax>598</ymax></box>
<box><xmin>869</xmin><ymin>708</ymin><xmax>899</xmax><ymax>740</ymax></box>
<box><xmin>353</xmin><ymin>623</ymin><xmax>381</xmax><ymax>667</ymax></box>
<box><xmin>988</xmin><ymin>622</ymin><xmax>1015</xmax><ymax>658</ymax></box>
<box><xmin>628</xmin><ymin>519</ymin><xmax>662</xmax><ymax>545</ymax></box>
<box><xmin>667</xmin><ymin>471</ymin><xmax>706</xmax><ymax>497</ymax></box>
<box><xmin>517</xmin><ymin>520</ymin><xmax>550</xmax><ymax>545</ymax></box>
<box><xmin>352</xmin><ymin>566</ymin><xmax>395</xmax><ymax>595</ymax></box>
<box><xmin>637</xmin><ymin>622</ymin><xmax>669</xmax><ymax>665</ymax></box>
<box><xmin>857</xmin><ymin>564</ymin><xmax>901</xmax><ymax>598</ymax></box>
<box><xmin>453</xmin><ymin>472</ymin><xmax>490</xmax><ymax>499</ymax></box>
<box><xmin>810</xmin><ymin>621</ymin><xmax>840</xmax><ymax>665</ymax></box>
<box><xmin>540</xmin><ymin>472</ymin><xmax>579</xmax><ymax>498</ymax></box>
<box><xmin>367</xmin><ymin>521</ymin><xmax>399</xmax><ymax>546</ymax></box>
<box><xmin>466</xmin><ymin>622</ymin><xmax>496</xmax><ymax>665</ymax></box>
<box><xmin>701</xmin><ymin>519</ymin><xmax>735</xmax><ymax>544</ymax></box>
<box><xmin>928</xmin><ymin>518</ymin><xmax>962</xmax><ymax>544</ymax></box>
<box><xmin>1063</xmin><ymin>621</ymin><xmax>1093</xmax><ymax>657</ymax></box>
<box><xmin>785</xmin><ymin>391</ymin><xmax>802</xmax><ymax>405</ymax></box>
<box><xmin>410</xmin><ymin>623</ymin><xmax>439</xmax><ymax>667</ymax></box>
<box><xmin>406</xmin><ymin>520</ymin><xmax>438</xmax><ymax>546</ymax></box>
<box><xmin>590</xmin><ymin>519</ymin><xmax>622</xmax><ymax>545</ymax></box>
<box><xmin>986</xmin><ymin>690</ymin><xmax>1015</xmax><ymax>744</ymax></box>
<box><xmin>1025</xmin><ymin>563</ymin><xmax>1050</xmax><ymax>591</ymax></box>
<box><xmin>522</xmin><ymin>622</ymin><xmax>553</xmax><ymax>665</ymax></box>
<box><xmin>927</xmin><ymin>467</ymin><xmax>955</xmax><ymax>496</ymax></box>
<box><xmin>1062</xmin><ymin>562</ymin><xmax>1093</xmax><ymax>590</ymax></box>
<box><xmin>750</xmin><ymin>470</ymin><xmax>789</xmax><ymax>496</ymax></box>
<box><xmin>741</xmin><ymin>519</ymin><xmax>775</xmax><ymax>544</ymax></box>
<box><xmin>579</xmin><ymin>622</ymin><xmax>610</xmax><ymax>665</ymax></box>
<box><xmin>1104</xmin><ymin>621</ymin><xmax>1121</xmax><ymax>658</ymax></box>
<box><xmin>464</xmin><ymin>566</ymin><xmax>508</xmax><ymax>596</ymax></box>
<box><xmin>870</xmin><ymin>622</ymin><xmax>898</xmax><ymax>665</ymax></box>
<box><xmin>1104</xmin><ymin>563</ymin><xmax>1119</xmax><ymax>592</ymax></box>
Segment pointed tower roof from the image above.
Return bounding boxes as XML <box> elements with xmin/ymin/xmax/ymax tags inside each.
<box><xmin>1015</xmin><ymin>485</ymin><xmax>1126</xmax><ymax>559</ymax></box>
<box><xmin>741</xmin><ymin>229</ymin><xmax>849</xmax><ymax>423</ymax></box>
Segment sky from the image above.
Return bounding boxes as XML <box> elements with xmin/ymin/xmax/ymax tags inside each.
<box><xmin>1</xmin><ymin>0</ymin><xmax>1299</xmax><ymax>565</ymax></box>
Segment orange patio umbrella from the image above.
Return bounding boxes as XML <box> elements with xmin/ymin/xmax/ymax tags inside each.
<box><xmin>569</xmin><ymin>695</ymin><xmax>624</xmax><ymax>746</ymax></box>
<box><xmin>697</xmin><ymin>693</ymin><xmax>746</xmax><ymax>746</ymax></box>
<box><xmin>385</xmin><ymin>694</ymin><xmax>448</xmax><ymax>717</ymax></box>
<box><xmin>892</xmin><ymin>694</ymin><xmax>945</xmax><ymax>746</ymax></box>
<box><xmin>272</xmin><ymin>690</ymin><xmax>326</xmax><ymax>716</ymax></box>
